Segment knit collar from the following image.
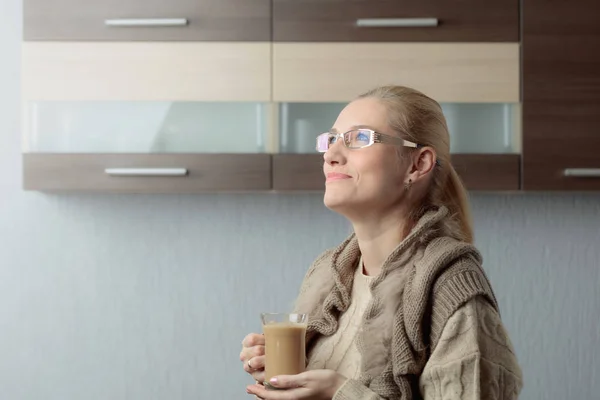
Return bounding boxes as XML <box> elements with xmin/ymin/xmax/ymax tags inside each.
<box><xmin>307</xmin><ymin>206</ymin><xmax>449</xmax><ymax>337</ymax></box>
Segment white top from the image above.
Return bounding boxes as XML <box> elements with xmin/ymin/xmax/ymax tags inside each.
<box><xmin>306</xmin><ymin>258</ymin><xmax>375</xmax><ymax>379</ymax></box>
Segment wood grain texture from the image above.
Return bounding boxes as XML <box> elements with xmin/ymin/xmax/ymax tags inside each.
<box><xmin>272</xmin><ymin>43</ymin><xmax>520</xmax><ymax>103</ymax></box>
<box><xmin>522</xmin><ymin>0</ymin><xmax>600</xmax><ymax>190</ymax></box>
<box><xmin>272</xmin><ymin>154</ymin><xmax>520</xmax><ymax>191</ymax></box>
<box><xmin>23</xmin><ymin>154</ymin><xmax>272</xmax><ymax>192</ymax></box>
<box><xmin>24</xmin><ymin>0</ymin><xmax>271</xmax><ymax>41</ymax></box>
<box><xmin>21</xmin><ymin>42</ymin><xmax>271</xmax><ymax>101</ymax></box>
<box><xmin>273</xmin><ymin>0</ymin><xmax>519</xmax><ymax>42</ymax></box>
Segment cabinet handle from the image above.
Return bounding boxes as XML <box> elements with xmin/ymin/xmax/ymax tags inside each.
<box><xmin>104</xmin><ymin>18</ymin><xmax>188</xmax><ymax>27</ymax></box>
<box><xmin>355</xmin><ymin>18</ymin><xmax>439</xmax><ymax>28</ymax></box>
<box><xmin>563</xmin><ymin>168</ymin><xmax>600</xmax><ymax>178</ymax></box>
<box><xmin>105</xmin><ymin>168</ymin><xmax>188</xmax><ymax>177</ymax></box>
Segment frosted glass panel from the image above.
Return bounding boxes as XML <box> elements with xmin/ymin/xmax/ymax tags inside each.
<box><xmin>24</xmin><ymin>101</ymin><xmax>268</xmax><ymax>153</ymax></box>
<box><xmin>279</xmin><ymin>103</ymin><xmax>346</xmax><ymax>153</ymax></box>
<box><xmin>279</xmin><ymin>102</ymin><xmax>520</xmax><ymax>154</ymax></box>
<box><xmin>441</xmin><ymin>103</ymin><xmax>519</xmax><ymax>154</ymax></box>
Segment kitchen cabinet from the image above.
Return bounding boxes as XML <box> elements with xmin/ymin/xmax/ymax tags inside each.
<box><xmin>24</xmin><ymin>0</ymin><xmax>271</xmax><ymax>41</ymax></box>
<box><xmin>522</xmin><ymin>0</ymin><xmax>600</xmax><ymax>190</ymax></box>
<box><xmin>270</xmin><ymin>0</ymin><xmax>522</xmax><ymax>192</ymax></box>
<box><xmin>273</xmin><ymin>0</ymin><xmax>519</xmax><ymax>42</ymax></box>
<box><xmin>20</xmin><ymin>0</ymin><xmax>532</xmax><ymax>193</ymax></box>
<box><xmin>21</xmin><ymin>0</ymin><xmax>273</xmax><ymax>192</ymax></box>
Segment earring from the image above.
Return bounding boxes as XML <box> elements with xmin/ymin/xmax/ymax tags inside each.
<box><xmin>404</xmin><ymin>179</ymin><xmax>413</xmax><ymax>191</ymax></box>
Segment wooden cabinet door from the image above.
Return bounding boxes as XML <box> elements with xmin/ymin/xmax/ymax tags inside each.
<box><xmin>523</xmin><ymin>0</ymin><xmax>600</xmax><ymax>190</ymax></box>
<box><xmin>23</xmin><ymin>154</ymin><xmax>272</xmax><ymax>192</ymax></box>
<box><xmin>24</xmin><ymin>0</ymin><xmax>271</xmax><ymax>41</ymax></box>
<box><xmin>273</xmin><ymin>0</ymin><xmax>519</xmax><ymax>42</ymax></box>
<box><xmin>272</xmin><ymin>155</ymin><xmax>520</xmax><ymax>192</ymax></box>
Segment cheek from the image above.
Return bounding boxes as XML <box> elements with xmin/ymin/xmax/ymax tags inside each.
<box><xmin>357</xmin><ymin>155</ymin><xmax>401</xmax><ymax>183</ymax></box>
<box><xmin>356</xmin><ymin>155</ymin><xmax>405</xmax><ymax>196</ymax></box>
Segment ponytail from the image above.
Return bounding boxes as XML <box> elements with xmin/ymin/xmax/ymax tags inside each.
<box><xmin>440</xmin><ymin>165</ymin><xmax>474</xmax><ymax>243</ymax></box>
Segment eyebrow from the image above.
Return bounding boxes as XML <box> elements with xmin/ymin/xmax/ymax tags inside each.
<box><xmin>329</xmin><ymin>124</ymin><xmax>378</xmax><ymax>133</ymax></box>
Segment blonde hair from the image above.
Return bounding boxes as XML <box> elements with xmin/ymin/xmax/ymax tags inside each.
<box><xmin>357</xmin><ymin>85</ymin><xmax>474</xmax><ymax>243</ymax></box>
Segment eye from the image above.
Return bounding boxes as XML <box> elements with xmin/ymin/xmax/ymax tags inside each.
<box><xmin>356</xmin><ymin>132</ymin><xmax>369</xmax><ymax>142</ymax></box>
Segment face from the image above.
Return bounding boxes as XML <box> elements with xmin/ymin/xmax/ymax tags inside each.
<box><xmin>322</xmin><ymin>97</ymin><xmax>411</xmax><ymax>219</ymax></box>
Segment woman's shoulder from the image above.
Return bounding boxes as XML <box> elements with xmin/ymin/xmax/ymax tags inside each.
<box><xmin>403</xmin><ymin>235</ymin><xmax>500</xmax><ymax>348</ymax></box>
<box><xmin>410</xmin><ymin>235</ymin><xmax>490</xmax><ymax>291</ymax></box>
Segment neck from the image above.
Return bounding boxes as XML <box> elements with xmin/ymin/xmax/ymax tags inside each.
<box><xmin>352</xmin><ymin>208</ymin><xmax>413</xmax><ymax>276</ymax></box>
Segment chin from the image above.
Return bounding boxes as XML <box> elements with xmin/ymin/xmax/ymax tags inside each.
<box><xmin>323</xmin><ymin>187</ymin><xmax>353</xmax><ymax>212</ymax></box>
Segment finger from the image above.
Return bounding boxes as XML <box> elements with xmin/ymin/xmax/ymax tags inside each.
<box><xmin>240</xmin><ymin>345</ymin><xmax>265</xmax><ymax>362</ymax></box>
<box><xmin>249</xmin><ymin>355</ymin><xmax>265</xmax><ymax>370</ymax></box>
<box><xmin>246</xmin><ymin>384</ymin><xmax>264</xmax><ymax>399</ymax></box>
<box><xmin>242</xmin><ymin>333</ymin><xmax>265</xmax><ymax>348</ymax></box>
<box><xmin>246</xmin><ymin>384</ymin><xmax>278</xmax><ymax>400</ymax></box>
<box><xmin>251</xmin><ymin>370</ymin><xmax>265</xmax><ymax>383</ymax></box>
<box><xmin>268</xmin><ymin>374</ymin><xmax>305</xmax><ymax>390</ymax></box>
<box><xmin>247</xmin><ymin>384</ymin><xmax>304</xmax><ymax>400</ymax></box>
<box><xmin>243</xmin><ymin>355</ymin><xmax>265</xmax><ymax>373</ymax></box>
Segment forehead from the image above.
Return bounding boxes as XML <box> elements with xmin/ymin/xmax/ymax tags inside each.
<box><xmin>331</xmin><ymin>97</ymin><xmax>390</xmax><ymax>133</ymax></box>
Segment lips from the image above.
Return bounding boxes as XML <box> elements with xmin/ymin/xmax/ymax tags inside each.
<box><xmin>326</xmin><ymin>172</ymin><xmax>352</xmax><ymax>182</ymax></box>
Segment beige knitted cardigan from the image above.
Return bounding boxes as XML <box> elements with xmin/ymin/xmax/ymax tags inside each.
<box><xmin>293</xmin><ymin>206</ymin><xmax>499</xmax><ymax>399</ymax></box>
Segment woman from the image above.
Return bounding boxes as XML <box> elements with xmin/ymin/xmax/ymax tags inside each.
<box><xmin>240</xmin><ymin>85</ymin><xmax>523</xmax><ymax>399</ymax></box>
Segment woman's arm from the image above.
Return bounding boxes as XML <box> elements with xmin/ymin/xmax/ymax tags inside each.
<box><xmin>419</xmin><ymin>296</ymin><xmax>523</xmax><ymax>399</ymax></box>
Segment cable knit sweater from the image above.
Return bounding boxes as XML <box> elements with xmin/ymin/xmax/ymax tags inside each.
<box><xmin>293</xmin><ymin>206</ymin><xmax>523</xmax><ymax>399</ymax></box>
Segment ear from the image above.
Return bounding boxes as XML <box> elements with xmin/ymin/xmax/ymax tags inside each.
<box><xmin>406</xmin><ymin>147</ymin><xmax>437</xmax><ymax>183</ymax></box>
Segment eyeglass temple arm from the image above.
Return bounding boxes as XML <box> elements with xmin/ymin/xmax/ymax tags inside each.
<box><xmin>379</xmin><ymin>135</ymin><xmax>441</xmax><ymax>166</ymax></box>
<box><xmin>378</xmin><ymin>134</ymin><xmax>418</xmax><ymax>148</ymax></box>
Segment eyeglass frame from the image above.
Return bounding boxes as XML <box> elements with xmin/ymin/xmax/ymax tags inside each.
<box><xmin>316</xmin><ymin>128</ymin><xmax>441</xmax><ymax>166</ymax></box>
<box><xmin>316</xmin><ymin>128</ymin><xmax>419</xmax><ymax>151</ymax></box>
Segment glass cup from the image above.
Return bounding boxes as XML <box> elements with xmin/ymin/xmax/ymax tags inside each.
<box><xmin>260</xmin><ymin>313</ymin><xmax>308</xmax><ymax>388</ymax></box>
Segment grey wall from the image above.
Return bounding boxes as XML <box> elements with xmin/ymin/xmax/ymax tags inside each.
<box><xmin>2</xmin><ymin>0</ymin><xmax>599</xmax><ymax>399</ymax></box>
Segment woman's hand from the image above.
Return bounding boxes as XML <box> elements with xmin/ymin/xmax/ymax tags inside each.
<box><xmin>246</xmin><ymin>369</ymin><xmax>347</xmax><ymax>400</ymax></box>
<box><xmin>240</xmin><ymin>333</ymin><xmax>266</xmax><ymax>383</ymax></box>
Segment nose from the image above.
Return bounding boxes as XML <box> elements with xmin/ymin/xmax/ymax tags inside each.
<box><xmin>323</xmin><ymin>137</ymin><xmax>347</xmax><ymax>166</ymax></box>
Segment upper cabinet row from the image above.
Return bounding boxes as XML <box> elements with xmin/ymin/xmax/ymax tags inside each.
<box><xmin>24</xmin><ymin>0</ymin><xmax>519</xmax><ymax>42</ymax></box>
<box><xmin>20</xmin><ymin>0</ymin><xmax>600</xmax><ymax>193</ymax></box>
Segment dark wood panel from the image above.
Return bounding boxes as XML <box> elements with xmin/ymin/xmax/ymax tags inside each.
<box><xmin>272</xmin><ymin>154</ymin><xmax>520</xmax><ymax>191</ymax></box>
<box><xmin>273</xmin><ymin>0</ymin><xmax>519</xmax><ymax>42</ymax></box>
<box><xmin>24</xmin><ymin>0</ymin><xmax>271</xmax><ymax>41</ymax></box>
<box><xmin>523</xmin><ymin>0</ymin><xmax>600</xmax><ymax>190</ymax></box>
<box><xmin>23</xmin><ymin>154</ymin><xmax>271</xmax><ymax>193</ymax></box>
<box><xmin>523</xmin><ymin>101</ymin><xmax>600</xmax><ymax>190</ymax></box>
<box><xmin>451</xmin><ymin>154</ymin><xmax>520</xmax><ymax>191</ymax></box>
<box><xmin>272</xmin><ymin>154</ymin><xmax>324</xmax><ymax>191</ymax></box>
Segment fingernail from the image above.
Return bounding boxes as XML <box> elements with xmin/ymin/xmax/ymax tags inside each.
<box><xmin>270</xmin><ymin>377</ymin><xmax>278</xmax><ymax>384</ymax></box>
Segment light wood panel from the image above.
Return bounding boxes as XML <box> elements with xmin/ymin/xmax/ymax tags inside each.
<box><xmin>22</xmin><ymin>42</ymin><xmax>271</xmax><ymax>101</ymax></box>
<box><xmin>273</xmin><ymin>43</ymin><xmax>520</xmax><ymax>103</ymax></box>
<box><xmin>23</xmin><ymin>154</ymin><xmax>272</xmax><ymax>192</ymax></box>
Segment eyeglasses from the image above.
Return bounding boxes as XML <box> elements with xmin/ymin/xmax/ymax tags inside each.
<box><xmin>316</xmin><ymin>128</ymin><xmax>419</xmax><ymax>153</ymax></box>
